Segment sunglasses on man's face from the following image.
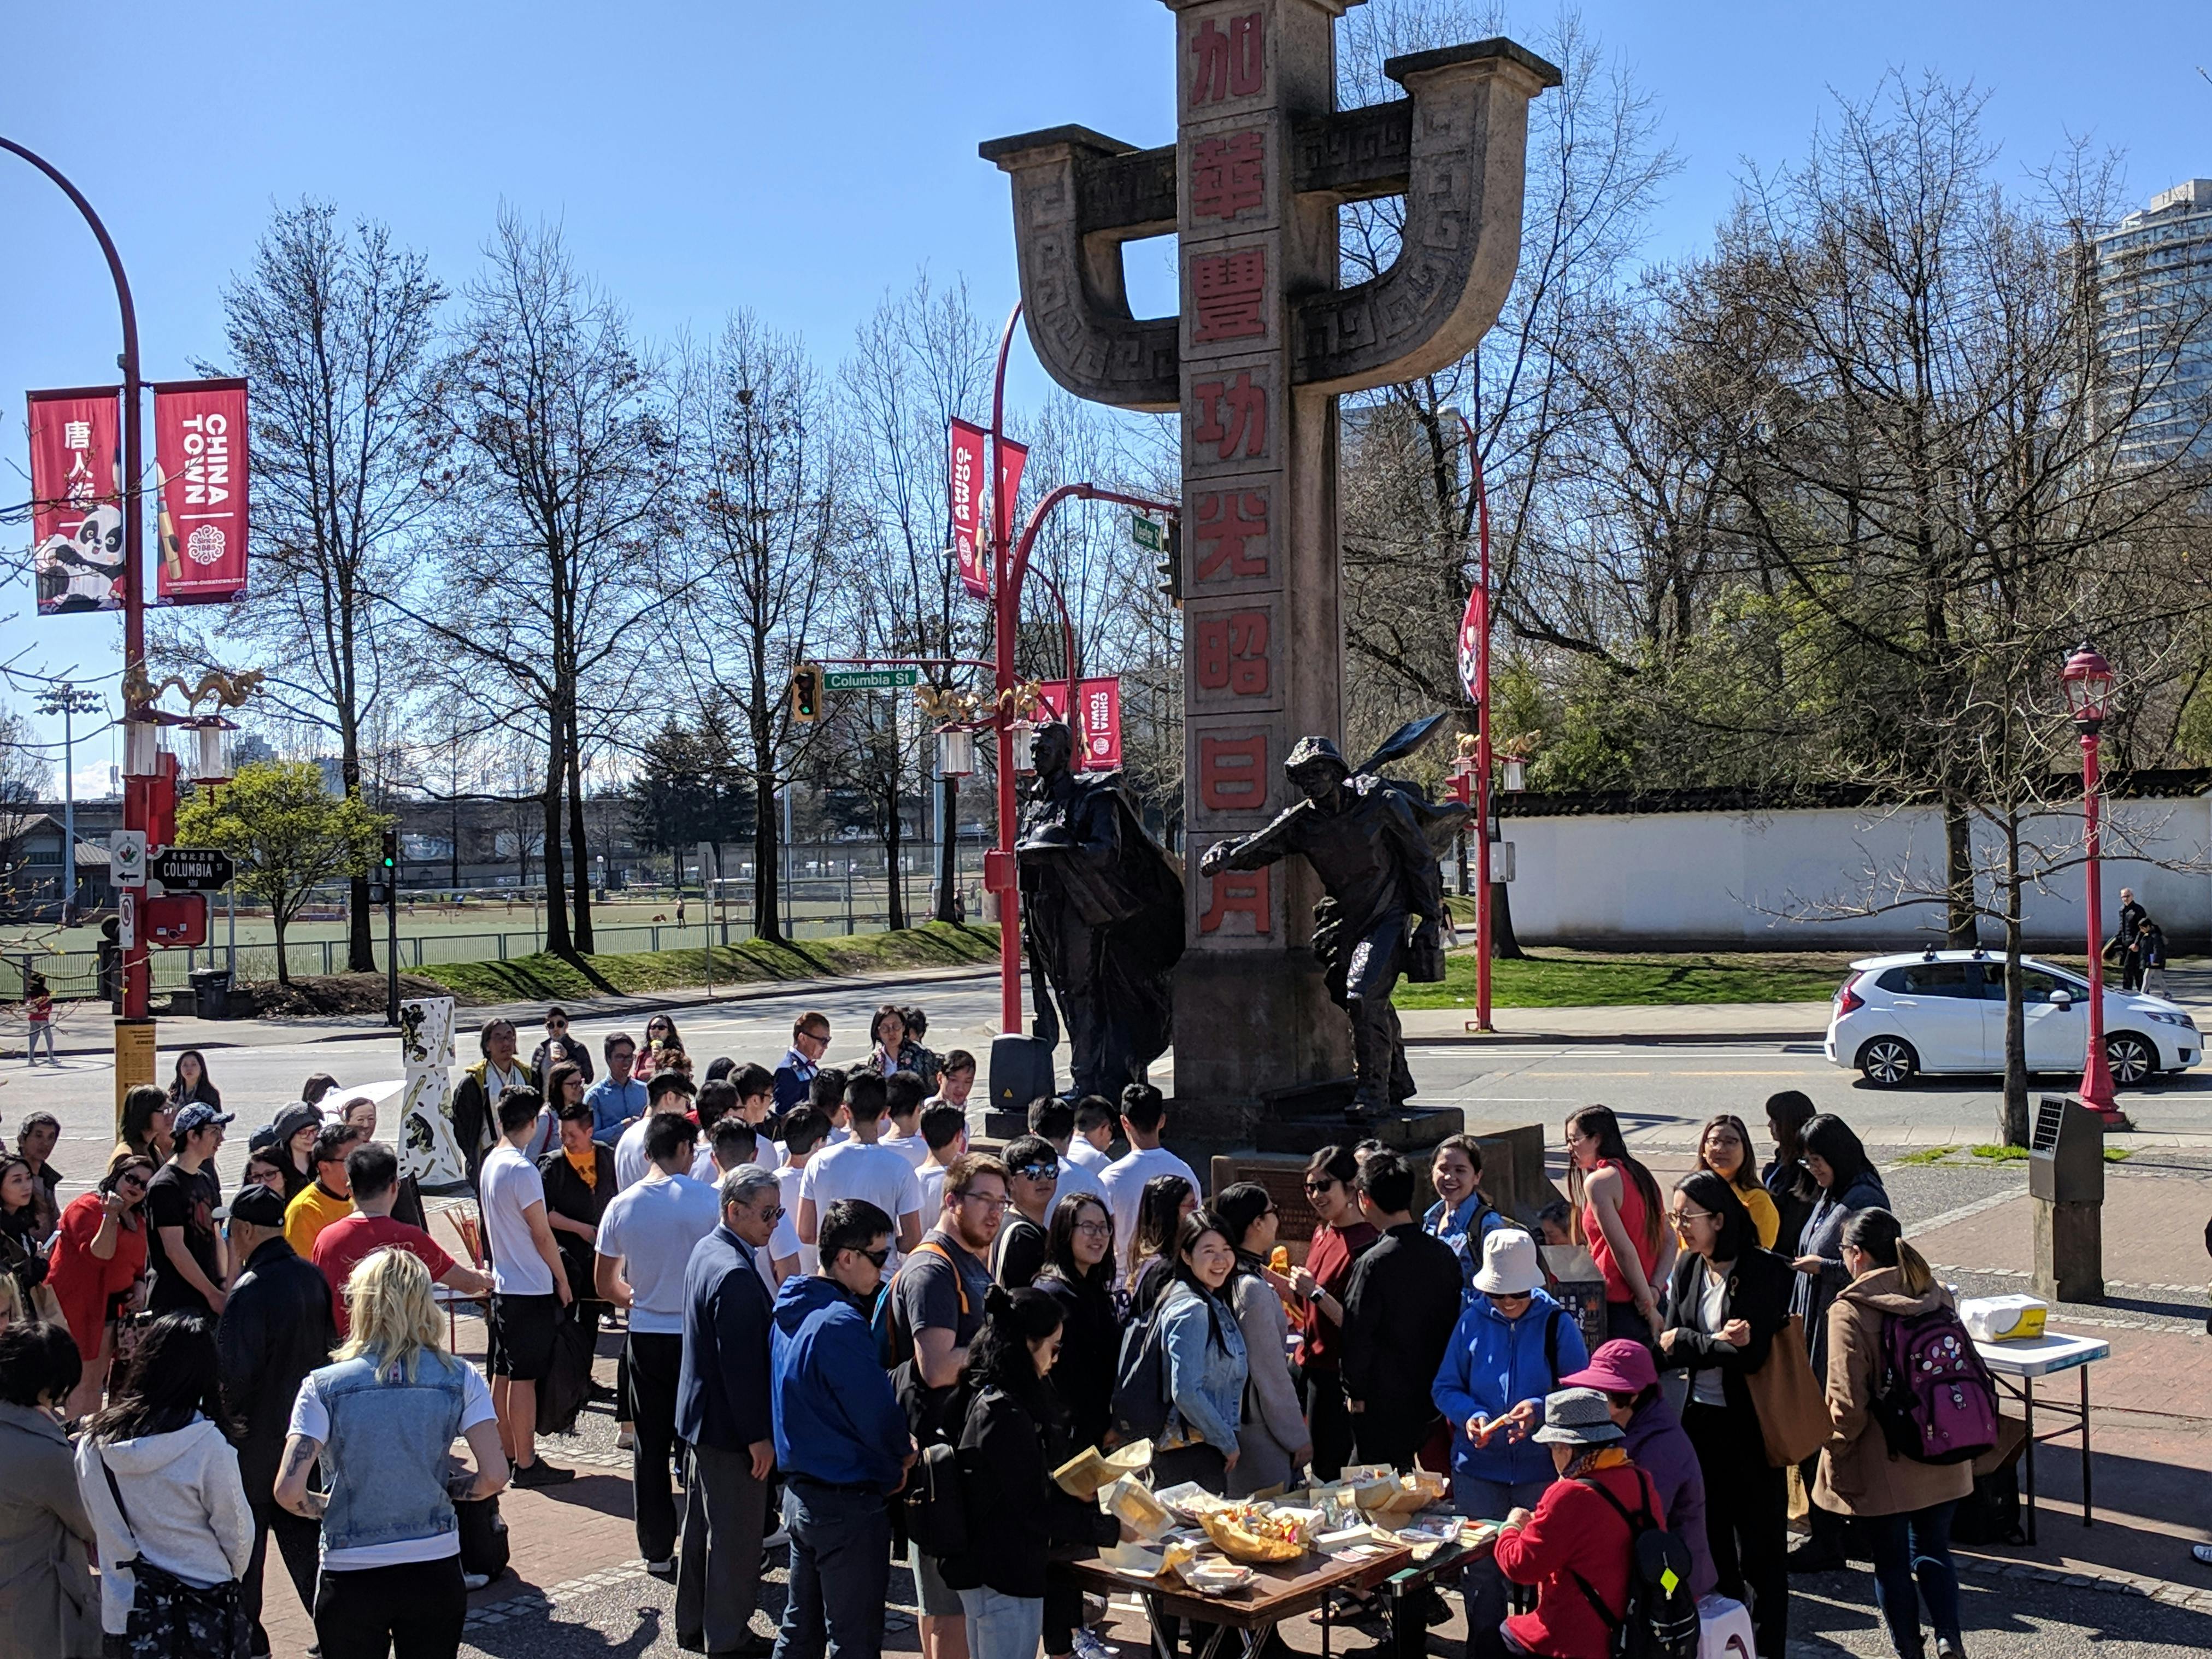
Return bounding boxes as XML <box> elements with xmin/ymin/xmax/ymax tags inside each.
<box><xmin>858</xmin><ymin>1246</ymin><xmax>891</xmax><ymax>1269</ymax></box>
<box><xmin>1013</xmin><ymin>1162</ymin><xmax>1059</xmax><ymax>1182</ymax></box>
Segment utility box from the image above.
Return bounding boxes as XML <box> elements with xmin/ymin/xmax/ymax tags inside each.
<box><xmin>2029</xmin><ymin>1095</ymin><xmax>2104</xmax><ymax>1304</ymax></box>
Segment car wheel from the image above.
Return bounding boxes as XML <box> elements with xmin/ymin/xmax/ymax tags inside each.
<box><xmin>2105</xmin><ymin>1032</ymin><xmax>2156</xmax><ymax>1087</ymax></box>
<box><xmin>1856</xmin><ymin>1036</ymin><xmax>1919</xmax><ymax>1087</ymax></box>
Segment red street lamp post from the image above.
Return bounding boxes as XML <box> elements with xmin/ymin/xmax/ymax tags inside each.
<box><xmin>2</xmin><ymin>139</ymin><xmax>150</xmax><ymax>1023</ymax></box>
<box><xmin>1454</xmin><ymin>411</ymin><xmax>1495</xmax><ymax>1032</ymax></box>
<box><xmin>2062</xmin><ymin>641</ymin><xmax>2123</xmax><ymax>1124</ymax></box>
<box><xmin>979</xmin><ymin>303</ymin><xmax>1176</xmax><ymax>1037</ymax></box>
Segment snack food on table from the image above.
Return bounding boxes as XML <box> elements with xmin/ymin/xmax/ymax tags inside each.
<box><xmin>1199</xmin><ymin>1509</ymin><xmax>1307</xmax><ymax>1564</ymax></box>
<box><xmin>1181</xmin><ymin>1558</ymin><xmax>1258</xmax><ymax>1596</ymax></box>
<box><xmin>1100</xmin><ymin>1475</ymin><xmax>1174</xmax><ymax>1539</ymax></box>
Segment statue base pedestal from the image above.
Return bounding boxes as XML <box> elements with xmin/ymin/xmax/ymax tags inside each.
<box><xmin>1252</xmin><ymin>1093</ymin><xmax>1464</xmax><ymax>1156</ymax></box>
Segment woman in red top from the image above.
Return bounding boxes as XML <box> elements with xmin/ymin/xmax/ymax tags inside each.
<box><xmin>1286</xmin><ymin>1143</ymin><xmax>1379</xmax><ymax>1480</ymax></box>
<box><xmin>46</xmin><ymin>1154</ymin><xmax>154</xmax><ymax>1416</ymax></box>
<box><xmin>1492</xmin><ymin>1386</ymin><xmax>1666</xmax><ymax>1658</ymax></box>
<box><xmin>1567</xmin><ymin>1106</ymin><xmax>1674</xmax><ymax>1346</ymax></box>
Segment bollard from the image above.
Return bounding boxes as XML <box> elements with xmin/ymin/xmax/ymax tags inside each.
<box><xmin>2029</xmin><ymin>1095</ymin><xmax>2104</xmax><ymax>1304</ymax></box>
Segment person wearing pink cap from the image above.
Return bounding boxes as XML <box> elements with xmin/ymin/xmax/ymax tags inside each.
<box><xmin>1560</xmin><ymin>1339</ymin><xmax>1714</xmax><ymax>1603</ymax></box>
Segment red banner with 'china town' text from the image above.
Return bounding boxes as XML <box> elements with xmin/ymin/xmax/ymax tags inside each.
<box><xmin>949</xmin><ymin>418</ymin><xmax>989</xmax><ymax>599</ymax></box>
<box><xmin>27</xmin><ymin>386</ymin><xmax>125</xmax><ymax>615</ymax></box>
<box><xmin>154</xmin><ymin>378</ymin><xmax>250</xmax><ymax>604</ymax></box>
<box><xmin>1034</xmin><ymin>676</ymin><xmax>1123</xmax><ymax>771</ymax></box>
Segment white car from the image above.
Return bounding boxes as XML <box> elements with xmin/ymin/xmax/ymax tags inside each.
<box><xmin>1823</xmin><ymin>949</ymin><xmax>2201</xmax><ymax>1087</ymax></box>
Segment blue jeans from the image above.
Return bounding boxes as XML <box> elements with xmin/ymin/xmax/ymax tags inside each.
<box><xmin>1454</xmin><ymin>1472</ymin><xmax>1551</xmax><ymax>1658</ymax></box>
<box><xmin>26</xmin><ymin>1023</ymin><xmax>53</xmax><ymax>1062</ymax></box>
<box><xmin>773</xmin><ymin>1479</ymin><xmax>891</xmax><ymax>1659</ymax></box>
<box><xmin>1865</xmin><ymin>1501</ymin><xmax>1962</xmax><ymax>1656</ymax></box>
<box><xmin>959</xmin><ymin>1586</ymin><xmax>1043</xmax><ymax>1659</ymax></box>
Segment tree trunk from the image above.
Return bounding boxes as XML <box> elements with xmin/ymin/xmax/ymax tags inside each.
<box><xmin>884</xmin><ymin>781</ymin><xmax>907</xmax><ymax>933</ymax></box>
<box><xmin>272</xmin><ymin>910</ymin><xmax>292</xmax><ymax>986</ymax></box>
<box><xmin>1945</xmin><ymin>800</ymin><xmax>1978</xmax><ymax>948</ymax></box>
<box><xmin>343</xmin><ymin>748</ymin><xmax>375</xmax><ymax>973</ymax></box>
<box><xmin>933</xmin><ymin>775</ymin><xmax>961</xmax><ymax>923</ymax></box>
<box><xmin>2000</xmin><ymin>808</ymin><xmax>2031</xmax><ymax>1146</ymax></box>
<box><xmin>449</xmin><ymin>798</ymin><xmax>461</xmax><ymax>890</ymax></box>
<box><xmin>540</xmin><ymin>746</ymin><xmax>574</xmax><ymax>958</ymax></box>
<box><xmin>565</xmin><ymin>704</ymin><xmax>593</xmax><ymax>953</ymax></box>
<box><xmin>753</xmin><ymin>723</ymin><xmax>782</xmax><ymax>944</ymax></box>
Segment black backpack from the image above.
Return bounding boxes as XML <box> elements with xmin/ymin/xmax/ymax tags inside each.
<box><xmin>1569</xmin><ymin>1469</ymin><xmax>1700</xmax><ymax>1659</ymax></box>
<box><xmin>904</xmin><ymin>1437</ymin><xmax>970</xmax><ymax>1560</ymax></box>
<box><xmin>1111</xmin><ymin>1303</ymin><xmax>1174</xmax><ymax>1443</ymax></box>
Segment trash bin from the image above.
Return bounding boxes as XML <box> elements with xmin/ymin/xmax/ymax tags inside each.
<box><xmin>189</xmin><ymin>967</ymin><xmax>233</xmax><ymax>1022</ymax></box>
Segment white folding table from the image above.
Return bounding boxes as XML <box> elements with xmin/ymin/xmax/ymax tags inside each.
<box><xmin>1973</xmin><ymin>1330</ymin><xmax>2109</xmax><ymax>1542</ymax></box>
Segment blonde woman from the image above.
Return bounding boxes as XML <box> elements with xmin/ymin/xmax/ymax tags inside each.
<box><xmin>275</xmin><ymin>1249</ymin><xmax>507</xmax><ymax>1659</ymax></box>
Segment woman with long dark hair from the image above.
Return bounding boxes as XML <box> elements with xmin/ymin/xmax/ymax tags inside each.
<box><xmin>1658</xmin><ymin>1170</ymin><xmax>1794</xmax><ymax>1658</ymax></box>
<box><xmin>1564</xmin><ymin>1106</ymin><xmax>1674</xmax><ymax>1344</ymax></box>
<box><xmin>1817</xmin><ymin>1209</ymin><xmax>1973</xmax><ymax>1659</ymax></box>
<box><xmin>1762</xmin><ymin>1091</ymin><xmax>1818</xmax><ymax>1255</ymax></box>
<box><xmin>0</xmin><ymin>1156</ymin><xmax>48</xmax><ymax>1319</ymax></box>
<box><xmin>47</xmin><ymin>1156</ymin><xmax>155</xmax><ymax>1419</ymax></box>
<box><xmin>1696</xmin><ymin>1113</ymin><xmax>1780</xmax><ymax>1250</ymax></box>
<box><xmin>1787</xmin><ymin>1113</ymin><xmax>1889</xmax><ymax>1574</ymax></box>
<box><xmin>1032</xmin><ymin>1193</ymin><xmax>1120</xmax><ymax>1450</ymax></box>
<box><xmin>1122</xmin><ymin>1174</ymin><xmax>1196</xmax><ymax>1320</ymax></box>
<box><xmin>942</xmin><ymin>1287</ymin><xmax>1120</xmax><ymax>1659</ymax></box>
<box><xmin>73</xmin><ymin>1315</ymin><xmax>254</xmax><ymax>1657</ymax></box>
<box><xmin>1208</xmin><ymin>1184</ymin><xmax>1310</xmax><ymax>1496</ymax></box>
<box><xmin>1151</xmin><ymin>1213</ymin><xmax>1248</xmax><ymax>1493</ymax></box>
<box><xmin>1286</xmin><ymin>1143</ymin><xmax>1376</xmax><ymax>1480</ymax></box>
<box><xmin>113</xmin><ymin>1086</ymin><xmax>174</xmax><ymax>1170</ymax></box>
<box><xmin>166</xmin><ymin>1051</ymin><xmax>220</xmax><ymax>1111</ymax></box>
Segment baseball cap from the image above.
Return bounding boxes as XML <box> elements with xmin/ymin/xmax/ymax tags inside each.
<box><xmin>172</xmin><ymin>1103</ymin><xmax>235</xmax><ymax>1139</ymax></box>
<box><xmin>217</xmin><ymin>1183</ymin><xmax>287</xmax><ymax>1227</ymax></box>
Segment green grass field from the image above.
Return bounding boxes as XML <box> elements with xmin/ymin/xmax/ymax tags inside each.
<box><xmin>1397</xmin><ymin>946</ymin><xmax>1851</xmax><ymax>1009</ymax></box>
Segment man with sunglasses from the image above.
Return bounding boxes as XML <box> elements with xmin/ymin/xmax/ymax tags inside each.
<box><xmin>531</xmin><ymin>1005</ymin><xmax>595</xmax><ymax>1088</ymax></box>
<box><xmin>675</xmin><ymin>1164</ymin><xmax>785</xmax><ymax>1658</ymax></box>
<box><xmin>770</xmin><ymin>1199</ymin><xmax>914</xmax><ymax>1659</ymax></box>
<box><xmin>990</xmin><ymin>1134</ymin><xmax>1061</xmax><ymax>1289</ymax></box>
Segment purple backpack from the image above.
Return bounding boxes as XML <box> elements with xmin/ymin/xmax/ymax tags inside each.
<box><xmin>1871</xmin><ymin>1304</ymin><xmax>1998</xmax><ymax>1464</ymax></box>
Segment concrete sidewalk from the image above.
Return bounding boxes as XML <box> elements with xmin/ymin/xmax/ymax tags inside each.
<box><xmin>1402</xmin><ymin>999</ymin><xmax>1838</xmax><ymax>1043</ymax></box>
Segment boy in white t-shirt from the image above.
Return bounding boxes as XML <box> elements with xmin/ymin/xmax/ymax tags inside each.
<box><xmin>1097</xmin><ymin>1083</ymin><xmax>1199</xmax><ymax>1274</ymax></box>
<box><xmin>479</xmin><ymin>1087</ymin><xmax>576</xmax><ymax>1486</ymax></box>
<box><xmin>1067</xmin><ymin>1095</ymin><xmax>1117</xmax><ymax>1172</ymax></box>
<box><xmin>797</xmin><ymin>1072</ymin><xmax>922</xmax><ymax>1266</ymax></box>
<box><xmin>877</xmin><ymin>1072</ymin><xmax>931</xmax><ymax>1168</ymax></box>
<box><xmin>773</xmin><ymin>1104</ymin><xmax>833</xmax><ymax>1278</ymax></box>
<box><xmin>914</xmin><ymin>1099</ymin><xmax>969</xmax><ymax>1221</ymax></box>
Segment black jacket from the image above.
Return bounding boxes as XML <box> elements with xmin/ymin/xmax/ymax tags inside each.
<box><xmin>1656</xmin><ymin>1244</ymin><xmax>1794</xmax><ymax>1417</ymax></box>
<box><xmin>537</xmin><ymin>1139</ymin><xmax>617</xmax><ymax>1303</ymax></box>
<box><xmin>217</xmin><ymin>1236</ymin><xmax>337</xmax><ymax>1497</ymax></box>
<box><xmin>1340</xmin><ymin>1223</ymin><xmax>1462</xmax><ymax>1425</ymax></box>
<box><xmin>1036</xmin><ymin>1267</ymin><xmax>1122</xmax><ymax>1451</ymax></box>
<box><xmin>531</xmin><ymin>1036</ymin><xmax>596</xmax><ymax>1088</ymax></box>
<box><xmin>992</xmin><ymin>1213</ymin><xmax>1049</xmax><ymax>1290</ymax></box>
<box><xmin>942</xmin><ymin>1380</ymin><xmax>1117</xmax><ymax>1598</ymax></box>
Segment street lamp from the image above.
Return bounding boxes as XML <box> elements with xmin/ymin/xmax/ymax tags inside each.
<box><xmin>2061</xmin><ymin>640</ymin><xmax>2123</xmax><ymax>1125</ymax></box>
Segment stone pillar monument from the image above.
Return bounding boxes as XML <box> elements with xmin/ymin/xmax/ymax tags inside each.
<box><xmin>982</xmin><ymin>3</ymin><xmax>1557</xmax><ymax>1125</ymax></box>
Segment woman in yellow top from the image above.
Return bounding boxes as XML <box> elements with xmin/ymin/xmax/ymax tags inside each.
<box><xmin>1697</xmin><ymin>1113</ymin><xmax>1781</xmax><ymax>1249</ymax></box>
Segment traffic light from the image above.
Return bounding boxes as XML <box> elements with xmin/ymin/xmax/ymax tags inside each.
<box><xmin>790</xmin><ymin>663</ymin><xmax>823</xmax><ymax>723</ymax></box>
<box><xmin>1156</xmin><ymin>516</ymin><xmax>1183</xmax><ymax>610</ymax></box>
<box><xmin>380</xmin><ymin>830</ymin><xmax>397</xmax><ymax>873</ymax></box>
<box><xmin>374</xmin><ymin>829</ymin><xmax>398</xmax><ymax>908</ymax></box>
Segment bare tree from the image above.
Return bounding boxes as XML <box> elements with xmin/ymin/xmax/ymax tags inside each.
<box><xmin>158</xmin><ymin>201</ymin><xmax>443</xmax><ymax>970</ymax></box>
<box><xmin>410</xmin><ymin>213</ymin><xmax>679</xmax><ymax>956</ymax></box>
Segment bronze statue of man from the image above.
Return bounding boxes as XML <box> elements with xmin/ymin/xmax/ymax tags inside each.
<box><xmin>1198</xmin><ymin>736</ymin><xmax>1453</xmax><ymax>1117</ymax></box>
<box><xmin>1015</xmin><ymin>721</ymin><xmax>1184</xmax><ymax>1098</ymax></box>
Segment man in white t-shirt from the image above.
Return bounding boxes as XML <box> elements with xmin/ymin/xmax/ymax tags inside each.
<box><xmin>479</xmin><ymin>1087</ymin><xmax>576</xmax><ymax>1486</ymax></box>
<box><xmin>773</xmin><ymin>1105</ymin><xmax>833</xmax><ymax>1280</ymax></box>
<box><xmin>1026</xmin><ymin>1096</ymin><xmax>1107</xmax><ymax>1213</ymax></box>
<box><xmin>1097</xmin><ymin>1084</ymin><xmax>1199</xmax><ymax>1274</ymax></box>
<box><xmin>876</xmin><ymin>1072</ymin><xmax>931</xmax><ymax>1168</ymax></box>
<box><xmin>596</xmin><ymin>1113</ymin><xmax>719</xmax><ymax>1573</ymax></box>
<box><xmin>797</xmin><ymin>1072</ymin><xmax>922</xmax><ymax>1268</ymax></box>
<box><xmin>914</xmin><ymin>1100</ymin><xmax>970</xmax><ymax>1221</ymax></box>
<box><xmin>1067</xmin><ymin>1095</ymin><xmax>1116</xmax><ymax>1173</ymax></box>
<box><xmin>697</xmin><ymin>1117</ymin><xmax>799</xmax><ymax>1290</ymax></box>
<box><xmin>924</xmin><ymin>1047</ymin><xmax>977</xmax><ymax>1115</ymax></box>
<box><xmin>616</xmin><ymin>1072</ymin><xmax>699</xmax><ymax>1190</ymax></box>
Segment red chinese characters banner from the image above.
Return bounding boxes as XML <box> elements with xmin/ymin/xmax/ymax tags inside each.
<box><xmin>949</xmin><ymin>418</ymin><xmax>989</xmax><ymax>599</ymax></box>
<box><xmin>1033</xmin><ymin>676</ymin><xmax>1123</xmax><ymax>770</ymax></box>
<box><xmin>153</xmin><ymin>379</ymin><xmax>250</xmax><ymax>604</ymax></box>
<box><xmin>27</xmin><ymin>387</ymin><xmax>124</xmax><ymax>615</ymax></box>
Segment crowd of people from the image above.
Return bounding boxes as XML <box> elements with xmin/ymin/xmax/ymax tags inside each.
<box><xmin>0</xmin><ymin>993</ymin><xmax>1995</xmax><ymax>1659</ymax></box>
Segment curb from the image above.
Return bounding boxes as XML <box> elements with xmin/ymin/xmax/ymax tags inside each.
<box><xmin>1958</xmin><ymin>1550</ymin><xmax>2212</xmax><ymax>1613</ymax></box>
<box><xmin>1416</xmin><ymin>1028</ymin><xmax>1829</xmax><ymax>1047</ymax></box>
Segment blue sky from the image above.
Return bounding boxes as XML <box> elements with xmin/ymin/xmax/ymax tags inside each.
<box><xmin>2</xmin><ymin>0</ymin><xmax>2205</xmax><ymax>792</ymax></box>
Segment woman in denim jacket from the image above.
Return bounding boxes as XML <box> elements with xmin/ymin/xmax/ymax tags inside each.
<box><xmin>275</xmin><ymin>1249</ymin><xmax>508</xmax><ymax>1659</ymax></box>
<box><xmin>1151</xmin><ymin>1213</ymin><xmax>1248</xmax><ymax>1493</ymax></box>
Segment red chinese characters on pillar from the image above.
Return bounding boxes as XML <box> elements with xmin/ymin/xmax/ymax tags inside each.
<box><xmin>1191</xmin><ymin>370</ymin><xmax>1267</xmax><ymax>463</ymax></box>
<box><xmin>1191</xmin><ymin>251</ymin><xmax>1268</xmax><ymax>343</ymax></box>
<box><xmin>1189</xmin><ymin>11</ymin><xmax>1264</xmax><ymax>105</ymax></box>
<box><xmin>1199</xmin><ymin>865</ymin><xmax>1271</xmax><ymax>937</ymax></box>
<box><xmin>1195</xmin><ymin>611</ymin><xmax>1270</xmax><ymax>696</ymax></box>
<box><xmin>1191</xmin><ymin>131</ymin><xmax>1264</xmax><ymax>222</ymax></box>
<box><xmin>1193</xmin><ymin>489</ymin><xmax>1269</xmax><ymax>581</ymax></box>
<box><xmin>1198</xmin><ymin>732</ymin><xmax>1268</xmax><ymax>811</ymax></box>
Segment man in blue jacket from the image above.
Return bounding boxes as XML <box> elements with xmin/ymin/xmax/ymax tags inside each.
<box><xmin>676</xmin><ymin>1164</ymin><xmax>785</xmax><ymax>1658</ymax></box>
<box><xmin>769</xmin><ymin>1198</ymin><xmax>913</xmax><ymax>1659</ymax></box>
<box><xmin>1432</xmin><ymin>1228</ymin><xmax>1590</xmax><ymax>1658</ymax></box>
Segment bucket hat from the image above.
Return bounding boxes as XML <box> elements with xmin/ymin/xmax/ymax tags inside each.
<box><xmin>1532</xmin><ymin>1386</ymin><xmax>1625</xmax><ymax>1446</ymax></box>
<box><xmin>1472</xmin><ymin>1227</ymin><xmax>1543</xmax><ymax>1296</ymax></box>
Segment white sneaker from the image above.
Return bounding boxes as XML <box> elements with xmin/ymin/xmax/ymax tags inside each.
<box><xmin>616</xmin><ymin>1426</ymin><xmax>636</xmax><ymax>1450</ymax></box>
<box><xmin>2193</xmin><ymin>1543</ymin><xmax>2212</xmax><ymax>1566</ymax></box>
<box><xmin>1071</xmin><ymin>1631</ymin><xmax>1114</xmax><ymax>1659</ymax></box>
<box><xmin>462</xmin><ymin>1572</ymin><xmax>491</xmax><ymax>1592</ymax></box>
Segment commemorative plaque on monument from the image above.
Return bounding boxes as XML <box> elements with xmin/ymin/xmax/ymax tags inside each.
<box><xmin>984</xmin><ymin>2</ymin><xmax>1557</xmax><ymax>1133</ymax></box>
